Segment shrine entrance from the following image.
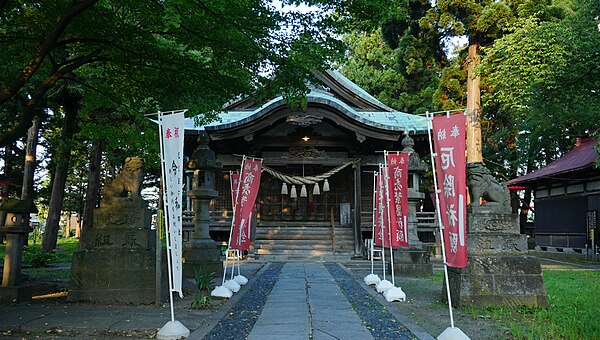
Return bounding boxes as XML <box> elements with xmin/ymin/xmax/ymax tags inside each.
<box><xmin>182</xmin><ymin>70</ymin><xmax>430</xmax><ymax>260</ymax></box>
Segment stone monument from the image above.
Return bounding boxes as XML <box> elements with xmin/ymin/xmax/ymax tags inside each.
<box><xmin>69</xmin><ymin>157</ymin><xmax>158</xmax><ymax>304</ymax></box>
<box><xmin>393</xmin><ymin>135</ymin><xmax>433</xmax><ymax>276</ymax></box>
<box><xmin>183</xmin><ymin>132</ymin><xmax>223</xmax><ymax>278</ymax></box>
<box><xmin>0</xmin><ymin>199</ymin><xmax>36</xmax><ymax>303</ymax></box>
<box><xmin>444</xmin><ymin>162</ymin><xmax>548</xmax><ymax>307</ymax></box>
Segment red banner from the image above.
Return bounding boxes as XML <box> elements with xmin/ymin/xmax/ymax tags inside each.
<box><xmin>387</xmin><ymin>153</ymin><xmax>409</xmax><ymax>248</ymax></box>
<box><xmin>230</xmin><ymin>171</ymin><xmax>240</xmax><ymax>208</ymax></box>
<box><xmin>374</xmin><ymin>170</ymin><xmax>389</xmax><ymax>248</ymax></box>
<box><xmin>432</xmin><ymin>114</ymin><xmax>467</xmax><ymax>268</ymax></box>
<box><xmin>230</xmin><ymin>158</ymin><xmax>262</xmax><ymax>251</ymax></box>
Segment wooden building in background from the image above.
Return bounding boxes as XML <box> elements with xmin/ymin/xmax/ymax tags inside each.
<box><xmin>508</xmin><ymin>135</ymin><xmax>599</xmax><ymax>253</ymax></box>
<box><xmin>183</xmin><ymin>70</ymin><xmax>430</xmax><ymax>260</ymax></box>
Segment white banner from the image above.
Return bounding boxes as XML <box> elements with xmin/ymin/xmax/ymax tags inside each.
<box><xmin>159</xmin><ymin>110</ymin><xmax>185</xmax><ymax>297</ymax></box>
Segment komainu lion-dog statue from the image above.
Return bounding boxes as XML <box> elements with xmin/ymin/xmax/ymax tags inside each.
<box><xmin>101</xmin><ymin>157</ymin><xmax>145</xmax><ymax>201</ymax></box>
<box><xmin>466</xmin><ymin>162</ymin><xmax>511</xmax><ymax>212</ymax></box>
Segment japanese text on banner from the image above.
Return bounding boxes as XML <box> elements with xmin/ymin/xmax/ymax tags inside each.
<box><xmin>374</xmin><ymin>168</ymin><xmax>391</xmax><ymax>248</ymax></box>
<box><xmin>160</xmin><ymin>111</ymin><xmax>185</xmax><ymax>296</ymax></box>
<box><xmin>387</xmin><ymin>153</ymin><xmax>409</xmax><ymax>248</ymax></box>
<box><xmin>230</xmin><ymin>171</ymin><xmax>240</xmax><ymax>208</ymax></box>
<box><xmin>230</xmin><ymin>159</ymin><xmax>262</xmax><ymax>251</ymax></box>
<box><xmin>432</xmin><ymin>114</ymin><xmax>467</xmax><ymax>268</ymax></box>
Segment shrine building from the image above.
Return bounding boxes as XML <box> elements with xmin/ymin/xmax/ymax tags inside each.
<box><xmin>182</xmin><ymin>70</ymin><xmax>431</xmax><ymax>260</ymax></box>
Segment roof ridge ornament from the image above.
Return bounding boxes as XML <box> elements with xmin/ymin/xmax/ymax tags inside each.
<box><xmin>286</xmin><ymin>114</ymin><xmax>323</xmax><ymax>127</ymax></box>
<box><xmin>282</xmin><ymin>146</ymin><xmax>328</xmax><ymax>159</ymax></box>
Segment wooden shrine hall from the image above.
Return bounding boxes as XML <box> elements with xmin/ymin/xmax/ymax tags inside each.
<box><xmin>182</xmin><ymin>70</ymin><xmax>430</xmax><ymax>260</ymax></box>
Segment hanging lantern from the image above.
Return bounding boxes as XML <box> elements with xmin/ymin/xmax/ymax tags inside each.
<box><xmin>290</xmin><ymin>185</ymin><xmax>297</xmax><ymax>198</ymax></box>
<box><xmin>300</xmin><ymin>184</ymin><xmax>307</xmax><ymax>197</ymax></box>
<box><xmin>281</xmin><ymin>182</ymin><xmax>288</xmax><ymax>195</ymax></box>
<box><xmin>323</xmin><ymin>179</ymin><xmax>330</xmax><ymax>192</ymax></box>
<box><xmin>313</xmin><ymin>182</ymin><xmax>320</xmax><ymax>195</ymax></box>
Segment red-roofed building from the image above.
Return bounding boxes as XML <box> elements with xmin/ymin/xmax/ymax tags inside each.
<box><xmin>508</xmin><ymin>135</ymin><xmax>599</xmax><ymax>253</ymax></box>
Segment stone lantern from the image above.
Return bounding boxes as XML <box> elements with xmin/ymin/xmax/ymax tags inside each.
<box><xmin>0</xmin><ymin>174</ymin><xmax>10</xmax><ymax>232</ymax></box>
<box><xmin>183</xmin><ymin>131</ymin><xmax>223</xmax><ymax>277</ymax></box>
<box><xmin>392</xmin><ymin>134</ymin><xmax>433</xmax><ymax>276</ymax></box>
<box><xmin>0</xmin><ymin>198</ymin><xmax>37</xmax><ymax>302</ymax></box>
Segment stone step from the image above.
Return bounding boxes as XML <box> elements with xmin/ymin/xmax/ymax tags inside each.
<box><xmin>253</xmin><ymin>225</ymin><xmax>356</xmax><ymax>257</ymax></box>
<box><xmin>256</xmin><ymin>242</ymin><xmax>354</xmax><ymax>251</ymax></box>
<box><xmin>343</xmin><ymin>260</ymin><xmax>386</xmax><ymax>271</ymax></box>
<box><xmin>255</xmin><ymin>235</ymin><xmax>354</xmax><ymax>242</ymax></box>
<box><xmin>256</xmin><ymin>231</ymin><xmax>353</xmax><ymax>241</ymax></box>
<box><xmin>257</xmin><ymin>253</ymin><xmax>354</xmax><ymax>262</ymax></box>
<box><xmin>255</xmin><ymin>238</ymin><xmax>354</xmax><ymax>245</ymax></box>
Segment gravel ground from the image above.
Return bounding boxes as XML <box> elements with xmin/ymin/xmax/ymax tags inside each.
<box><xmin>350</xmin><ymin>267</ymin><xmax>510</xmax><ymax>340</ymax></box>
<box><xmin>202</xmin><ymin>262</ymin><xmax>284</xmax><ymax>340</ymax></box>
<box><xmin>325</xmin><ymin>263</ymin><xmax>415</xmax><ymax>340</ymax></box>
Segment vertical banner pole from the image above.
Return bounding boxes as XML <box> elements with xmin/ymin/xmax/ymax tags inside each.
<box><xmin>383</xmin><ymin>151</ymin><xmax>396</xmax><ymax>286</ymax></box>
<box><xmin>157</xmin><ymin>110</ymin><xmax>190</xmax><ymax>340</ymax></box>
<box><xmin>371</xmin><ymin>171</ymin><xmax>377</xmax><ymax>274</ymax></box>
<box><xmin>224</xmin><ymin>156</ymin><xmax>246</xmax><ymax>285</ymax></box>
<box><xmin>427</xmin><ymin>112</ymin><xmax>456</xmax><ymax>329</ymax></box>
<box><xmin>157</xmin><ymin>111</ymin><xmax>176</xmax><ymax>323</ymax></box>
<box><xmin>379</xmin><ymin>164</ymin><xmax>387</xmax><ymax>281</ymax></box>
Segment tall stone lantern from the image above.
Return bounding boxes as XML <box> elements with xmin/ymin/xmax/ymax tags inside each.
<box><xmin>0</xmin><ymin>198</ymin><xmax>37</xmax><ymax>302</ymax></box>
<box><xmin>393</xmin><ymin>135</ymin><xmax>433</xmax><ymax>276</ymax></box>
<box><xmin>183</xmin><ymin>131</ymin><xmax>223</xmax><ymax>278</ymax></box>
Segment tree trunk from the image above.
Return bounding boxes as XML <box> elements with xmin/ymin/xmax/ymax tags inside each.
<box><xmin>466</xmin><ymin>40</ymin><xmax>482</xmax><ymax>164</ymax></box>
<box><xmin>42</xmin><ymin>91</ymin><xmax>80</xmax><ymax>252</ymax></box>
<box><xmin>78</xmin><ymin>140</ymin><xmax>102</xmax><ymax>248</ymax></box>
<box><xmin>65</xmin><ymin>212</ymin><xmax>72</xmax><ymax>238</ymax></box>
<box><xmin>1</xmin><ymin>143</ymin><xmax>14</xmax><ymax>235</ymax></box>
<box><xmin>21</xmin><ymin>118</ymin><xmax>40</xmax><ymax>201</ymax></box>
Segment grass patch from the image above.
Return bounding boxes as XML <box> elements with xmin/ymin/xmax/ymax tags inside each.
<box><xmin>476</xmin><ymin>270</ymin><xmax>600</xmax><ymax>339</ymax></box>
<box><xmin>429</xmin><ymin>270</ymin><xmax>444</xmax><ymax>282</ymax></box>
<box><xmin>53</xmin><ymin>238</ymin><xmax>79</xmax><ymax>263</ymax></box>
<box><xmin>1</xmin><ymin>237</ymin><xmax>79</xmax><ymax>265</ymax></box>
<box><xmin>23</xmin><ymin>266</ymin><xmax>71</xmax><ymax>281</ymax></box>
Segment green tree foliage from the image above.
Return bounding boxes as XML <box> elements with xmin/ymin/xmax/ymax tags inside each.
<box><xmin>481</xmin><ymin>0</ymin><xmax>600</xmax><ymax>170</ymax></box>
<box><xmin>341</xmin><ymin>0</ymin><xmax>587</xmax><ymax>174</ymax></box>
<box><xmin>1</xmin><ymin>0</ymin><xmax>347</xmax><ymax>250</ymax></box>
<box><xmin>0</xmin><ymin>0</ymin><xmax>345</xmax><ymax>147</ymax></box>
<box><xmin>342</xmin><ymin>29</ymin><xmax>439</xmax><ymax>114</ymax></box>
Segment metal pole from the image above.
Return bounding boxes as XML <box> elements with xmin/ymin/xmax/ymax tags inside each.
<box><xmin>158</xmin><ymin>111</ymin><xmax>176</xmax><ymax>323</ymax></box>
<box><xmin>378</xmin><ymin>164</ymin><xmax>387</xmax><ymax>281</ymax></box>
<box><xmin>371</xmin><ymin>171</ymin><xmax>377</xmax><ymax>274</ymax></box>
<box><xmin>427</xmin><ymin>111</ymin><xmax>456</xmax><ymax>329</ymax></box>
<box><xmin>383</xmin><ymin>151</ymin><xmax>396</xmax><ymax>285</ymax></box>
<box><xmin>224</xmin><ymin>156</ymin><xmax>246</xmax><ymax>284</ymax></box>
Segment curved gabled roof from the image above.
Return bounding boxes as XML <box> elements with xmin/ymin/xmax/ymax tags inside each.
<box><xmin>508</xmin><ymin>138</ymin><xmax>599</xmax><ymax>185</ymax></box>
<box><xmin>184</xmin><ymin>70</ymin><xmax>429</xmax><ymax>137</ymax></box>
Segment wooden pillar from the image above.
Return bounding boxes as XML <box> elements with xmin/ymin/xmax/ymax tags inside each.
<box><xmin>466</xmin><ymin>41</ymin><xmax>483</xmax><ymax>163</ymax></box>
<box><xmin>353</xmin><ymin>161</ymin><xmax>362</xmax><ymax>256</ymax></box>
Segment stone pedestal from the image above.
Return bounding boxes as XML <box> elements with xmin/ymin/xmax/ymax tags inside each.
<box><xmin>69</xmin><ymin>200</ymin><xmax>158</xmax><ymax>304</ymax></box>
<box><xmin>183</xmin><ymin>132</ymin><xmax>224</xmax><ymax>278</ymax></box>
<box><xmin>182</xmin><ymin>189</ymin><xmax>222</xmax><ymax>278</ymax></box>
<box><xmin>393</xmin><ymin>189</ymin><xmax>432</xmax><ymax>276</ymax></box>
<box><xmin>0</xmin><ymin>199</ymin><xmax>35</xmax><ymax>303</ymax></box>
<box><xmin>0</xmin><ymin>227</ymin><xmax>34</xmax><ymax>303</ymax></box>
<box><xmin>443</xmin><ymin>206</ymin><xmax>548</xmax><ymax>308</ymax></box>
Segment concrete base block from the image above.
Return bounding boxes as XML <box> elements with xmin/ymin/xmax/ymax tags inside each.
<box><xmin>0</xmin><ymin>285</ymin><xmax>32</xmax><ymax>303</ymax></box>
<box><xmin>392</xmin><ymin>249</ymin><xmax>433</xmax><ymax>276</ymax></box>
<box><xmin>183</xmin><ymin>240</ymin><xmax>223</xmax><ymax>278</ymax></box>
<box><xmin>68</xmin><ymin>249</ymin><xmax>159</xmax><ymax>304</ymax></box>
<box><xmin>443</xmin><ymin>255</ymin><xmax>548</xmax><ymax>308</ymax></box>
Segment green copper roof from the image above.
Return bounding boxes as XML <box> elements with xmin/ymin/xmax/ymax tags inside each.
<box><xmin>185</xmin><ymin>92</ymin><xmax>428</xmax><ymax>134</ymax></box>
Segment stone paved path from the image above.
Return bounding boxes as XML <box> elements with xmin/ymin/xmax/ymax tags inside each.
<box><xmin>248</xmin><ymin>262</ymin><xmax>374</xmax><ymax>340</ymax></box>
